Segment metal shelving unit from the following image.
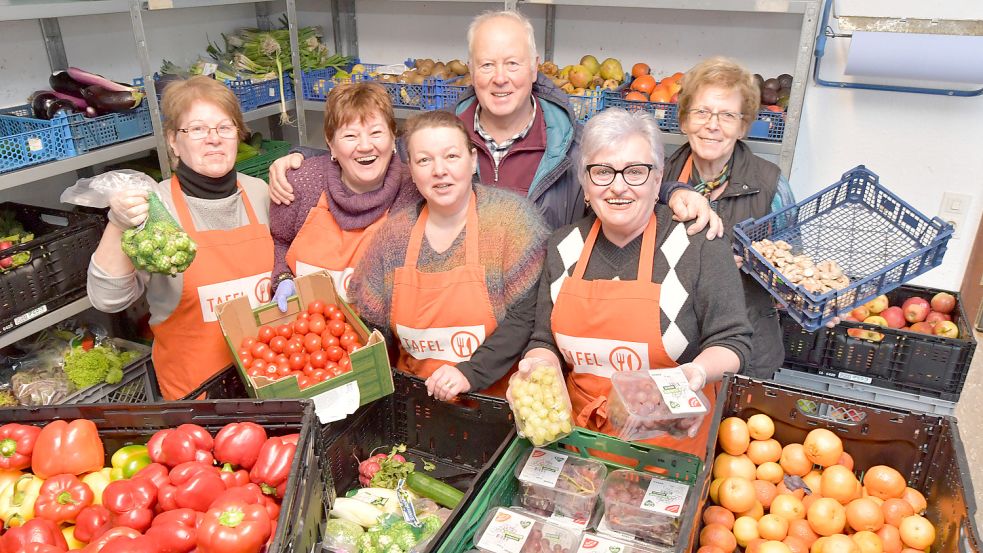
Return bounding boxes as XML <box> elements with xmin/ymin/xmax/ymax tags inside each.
<box><xmin>0</xmin><ymin>297</ymin><xmax>92</xmax><ymax>349</ymax></box>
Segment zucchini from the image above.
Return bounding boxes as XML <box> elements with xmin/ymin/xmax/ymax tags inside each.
<box><xmin>405</xmin><ymin>471</ymin><xmax>464</xmax><ymax>509</ymax></box>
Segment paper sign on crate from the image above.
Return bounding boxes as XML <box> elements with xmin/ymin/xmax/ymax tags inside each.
<box><xmin>216</xmin><ymin>270</ymin><xmax>394</xmax><ymax>423</ymax></box>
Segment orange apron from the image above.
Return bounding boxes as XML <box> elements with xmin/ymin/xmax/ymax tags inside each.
<box><xmin>285</xmin><ymin>192</ymin><xmax>387</xmax><ymax>302</ymax></box>
<box><xmin>550</xmin><ymin>215</ymin><xmax>715</xmax><ymax>458</ymax></box>
<box><xmin>151</xmin><ymin>176</ymin><xmax>274</xmax><ymax>400</ymax></box>
<box><xmin>389</xmin><ymin>192</ymin><xmax>511</xmax><ymax>397</ymax></box>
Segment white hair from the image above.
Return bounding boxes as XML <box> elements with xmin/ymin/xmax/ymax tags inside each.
<box><xmin>466</xmin><ymin>10</ymin><xmax>538</xmax><ymax>66</ymax></box>
<box><xmin>578</xmin><ymin>108</ymin><xmax>666</xmax><ymax>187</ymax></box>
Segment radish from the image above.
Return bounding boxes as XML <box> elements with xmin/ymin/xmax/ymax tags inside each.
<box><xmin>67</xmin><ymin>67</ymin><xmax>135</xmax><ymax>93</ymax></box>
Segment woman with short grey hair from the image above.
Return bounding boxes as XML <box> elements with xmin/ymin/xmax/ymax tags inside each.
<box><xmin>515</xmin><ymin>108</ymin><xmax>752</xmax><ymax>458</ymax></box>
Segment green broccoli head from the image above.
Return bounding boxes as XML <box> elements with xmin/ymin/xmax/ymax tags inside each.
<box><xmin>63</xmin><ymin>346</ymin><xmax>112</xmax><ymax>389</ymax></box>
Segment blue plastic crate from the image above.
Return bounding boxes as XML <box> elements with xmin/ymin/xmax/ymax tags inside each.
<box><xmin>301</xmin><ymin>63</ymin><xmax>382</xmax><ymax>101</ymax></box>
<box><xmin>225</xmin><ymin>73</ymin><xmax>295</xmax><ymax>112</ymax></box>
<box><xmin>602</xmin><ymin>85</ymin><xmax>678</xmax><ymax>130</ymax></box>
<box><xmin>733</xmin><ymin>165</ymin><xmax>954</xmax><ymax>332</ymax></box>
<box><xmin>566</xmin><ymin>87</ymin><xmax>605</xmax><ymax>123</ymax></box>
<box><xmin>0</xmin><ymin>109</ymin><xmax>78</xmax><ymax>173</ymax></box>
<box><xmin>748</xmin><ymin>109</ymin><xmax>786</xmax><ymax>142</ymax></box>
<box><xmin>71</xmin><ymin>101</ymin><xmax>153</xmax><ymax>152</ymax></box>
<box><xmin>422</xmin><ymin>76</ymin><xmax>470</xmax><ymax>111</ymax></box>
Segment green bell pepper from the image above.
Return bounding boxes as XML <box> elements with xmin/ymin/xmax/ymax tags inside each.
<box><xmin>110</xmin><ymin>445</ymin><xmax>151</xmax><ymax>481</ymax></box>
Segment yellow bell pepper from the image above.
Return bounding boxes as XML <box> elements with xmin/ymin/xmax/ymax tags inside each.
<box><xmin>0</xmin><ymin>469</ymin><xmax>24</xmax><ymax>497</ymax></box>
<box><xmin>81</xmin><ymin>468</ymin><xmax>112</xmax><ymax>505</ymax></box>
<box><xmin>0</xmin><ymin>473</ymin><xmax>43</xmax><ymax>527</ymax></box>
<box><xmin>63</xmin><ymin>525</ymin><xmax>86</xmax><ymax>550</ymax></box>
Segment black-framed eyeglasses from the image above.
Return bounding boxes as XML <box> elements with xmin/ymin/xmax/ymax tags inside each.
<box><xmin>585</xmin><ymin>163</ymin><xmax>654</xmax><ymax>186</ymax></box>
<box><xmin>177</xmin><ymin>122</ymin><xmax>239</xmax><ymax>140</ymax></box>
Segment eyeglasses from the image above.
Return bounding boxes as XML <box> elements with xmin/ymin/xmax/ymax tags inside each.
<box><xmin>687</xmin><ymin>108</ymin><xmax>744</xmax><ymax>127</ymax></box>
<box><xmin>177</xmin><ymin>122</ymin><xmax>239</xmax><ymax>140</ymax></box>
<box><xmin>585</xmin><ymin>163</ymin><xmax>654</xmax><ymax>186</ymax></box>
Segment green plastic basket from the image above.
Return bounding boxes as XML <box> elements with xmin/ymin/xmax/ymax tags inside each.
<box><xmin>434</xmin><ymin>428</ymin><xmax>703</xmax><ymax>553</ymax></box>
<box><xmin>235</xmin><ymin>139</ymin><xmax>291</xmax><ymax>181</ymax></box>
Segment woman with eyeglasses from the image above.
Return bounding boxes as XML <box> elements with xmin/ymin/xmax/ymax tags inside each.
<box><xmin>515</xmin><ymin>108</ymin><xmax>751</xmax><ymax>457</ymax></box>
<box><xmin>88</xmin><ymin>76</ymin><xmax>273</xmax><ymax>399</ymax></box>
<box><xmin>662</xmin><ymin>57</ymin><xmax>796</xmax><ymax>380</ymax></box>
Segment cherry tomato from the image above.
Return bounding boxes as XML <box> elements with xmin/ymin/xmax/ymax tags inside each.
<box><xmin>297</xmin><ymin>375</ymin><xmax>314</xmax><ymax>389</ymax></box>
<box><xmin>247</xmin><ymin>366</ymin><xmax>264</xmax><ymax>377</ymax></box>
<box><xmin>241</xmin><ymin>337</ymin><xmax>257</xmax><ymax>350</ymax></box>
<box><xmin>250</xmin><ymin>342</ymin><xmax>269</xmax><ymax>358</ymax></box>
<box><xmin>302</xmin><ymin>364</ymin><xmax>315</xmax><ymax>376</ymax></box>
<box><xmin>339</xmin><ymin>332</ymin><xmax>359</xmax><ymax>349</ymax></box>
<box><xmin>321</xmin><ymin>331</ymin><xmax>340</xmax><ymax>349</ymax></box>
<box><xmin>251</xmin><ymin>359</ymin><xmax>268</xmax><ymax>372</ymax></box>
<box><xmin>303</xmin><ymin>334</ymin><xmax>322</xmax><ymax>353</ymax></box>
<box><xmin>325</xmin><ymin>304</ymin><xmax>339</xmax><ymax>317</ymax></box>
<box><xmin>284</xmin><ymin>340</ymin><xmax>302</xmax><ymax>355</ymax></box>
<box><xmin>276</xmin><ymin>324</ymin><xmax>293</xmax><ymax>339</ymax></box>
<box><xmin>328</xmin><ymin>320</ymin><xmax>346</xmax><ymax>337</ymax></box>
<box><xmin>257</xmin><ymin>325</ymin><xmax>275</xmax><ymax>343</ymax></box>
<box><xmin>288</xmin><ymin>353</ymin><xmax>307</xmax><ymax>371</ymax></box>
<box><xmin>312</xmin><ymin>369</ymin><xmax>328</xmax><ymax>382</ymax></box>
<box><xmin>269</xmin><ymin>336</ymin><xmax>288</xmax><ymax>354</ymax></box>
<box><xmin>346</xmin><ymin>343</ymin><xmax>358</xmax><ymax>354</ymax></box>
<box><xmin>294</xmin><ymin>319</ymin><xmax>310</xmax><ymax>335</ymax></box>
<box><xmin>325</xmin><ymin>346</ymin><xmax>345</xmax><ymax>363</ymax></box>
<box><xmin>329</xmin><ymin>309</ymin><xmax>346</xmax><ymax>323</ymax></box>
<box><xmin>276</xmin><ymin>362</ymin><xmax>291</xmax><ymax>377</ymax></box>
<box><xmin>308</xmin><ymin>300</ymin><xmax>326</xmax><ymax>315</ymax></box>
<box><xmin>339</xmin><ymin>356</ymin><xmax>352</xmax><ymax>372</ymax></box>
<box><xmin>308</xmin><ymin>314</ymin><xmax>326</xmax><ymax>335</ymax></box>
<box><xmin>237</xmin><ymin>348</ymin><xmax>252</xmax><ymax>360</ymax></box>
<box><xmin>310</xmin><ymin>350</ymin><xmax>328</xmax><ymax>369</ymax></box>
<box><xmin>325</xmin><ymin>360</ymin><xmax>339</xmax><ymax>372</ymax></box>
<box><xmin>264</xmin><ymin>363</ymin><xmax>279</xmax><ymax>378</ymax></box>
<box><xmin>327</xmin><ymin>365</ymin><xmax>342</xmax><ymax>378</ymax></box>
<box><xmin>274</xmin><ymin>353</ymin><xmax>288</xmax><ymax>365</ymax></box>
<box><xmin>239</xmin><ymin>354</ymin><xmax>253</xmax><ymax>368</ymax></box>
<box><xmin>261</xmin><ymin>349</ymin><xmax>277</xmax><ymax>363</ymax></box>
<box><xmin>296</xmin><ymin>312</ymin><xmax>310</xmax><ymax>321</ymax></box>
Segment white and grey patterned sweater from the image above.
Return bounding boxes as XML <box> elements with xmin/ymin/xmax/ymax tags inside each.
<box><xmin>526</xmin><ymin>205</ymin><xmax>752</xmax><ymax>369</ymax></box>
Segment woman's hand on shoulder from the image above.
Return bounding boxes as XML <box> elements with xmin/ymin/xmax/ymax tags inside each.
<box><xmin>268</xmin><ymin>152</ymin><xmax>305</xmax><ymax>205</ymax></box>
<box><xmin>668</xmin><ymin>189</ymin><xmax>724</xmax><ymax>239</ymax></box>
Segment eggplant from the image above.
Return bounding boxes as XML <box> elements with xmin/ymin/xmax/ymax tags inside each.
<box><xmin>51</xmin><ymin>91</ymin><xmax>88</xmax><ymax>110</ymax></box>
<box><xmin>30</xmin><ymin>91</ymin><xmax>58</xmax><ymax>119</ymax></box>
<box><xmin>80</xmin><ymin>85</ymin><xmax>144</xmax><ymax>113</ymax></box>
<box><xmin>46</xmin><ymin>99</ymin><xmax>79</xmax><ymax>119</ymax></box>
<box><xmin>67</xmin><ymin>67</ymin><xmax>134</xmax><ymax>93</ymax></box>
<box><xmin>49</xmin><ymin>70</ymin><xmax>86</xmax><ymax>97</ymax></box>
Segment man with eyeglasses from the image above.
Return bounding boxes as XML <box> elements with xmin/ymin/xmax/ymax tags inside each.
<box><xmin>662</xmin><ymin>57</ymin><xmax>797</xmax><ymax>380</ymax></box>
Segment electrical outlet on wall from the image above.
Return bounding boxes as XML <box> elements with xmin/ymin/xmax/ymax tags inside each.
<box><xmin>938</xmin><ymin>192</ymin><xmax>972</xmax><ymax>239</ymax></box>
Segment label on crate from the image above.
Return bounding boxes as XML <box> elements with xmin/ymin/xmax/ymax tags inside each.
<box><xmin>476</xmin><ymin>508</ymin><xmax>537</xmax><ymax>553</ymax></box>
<box><xmin>311</xmin><ymin>381</ymin><xmax>360</xmax><ymax>424</ymax></box>
<box><xmin>837</xmin><ymin>372</ymin><xmax>873</xmax><ymax>385</ymax></box>
<box><xmin>518</xmin><ymin>448</ymin><xmax>568</xmax><ymax>488</ymax></box>
<box><xmin>268</xmin><ymin>86</ymin><xmax>277</xmax><ymax>97</ymax></box>
<box><xmin>27</xmin><ymin>137</ymin><xmax>43</xmax><ymax>152</ymax></box>
<box><xmin>196</xmin><ymin>272</ymin><xmax>271</xmax><ymax>323</ymax></box>
<box><xmin>639</xmin><ymin>477</ymin><xmax>689</xmax><ymax>518</ymax></box>
<box><xmin>648</xmin><ymin>368</ymin><xmax>706</xmax><ymax>415</ymax></box>
<box><xmin>578</xmin><ymin>533</ymin><xmax>633</xmax><ymax>553</ymax></box>
<box><xmin>13</xmin><ymin>304</ymin><xmax>48</xmax><ymax>326</ymax></box>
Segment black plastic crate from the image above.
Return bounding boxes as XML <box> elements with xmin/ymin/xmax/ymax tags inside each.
<box><xmin>319</xmin><ymin>370</ymin><xmax>516</xmax><ymax>552</ymax></box>
<box><xmin>0</xmin><ymin>203</ymin><xmax>102</xmax><ymax>336</ymax></box>
<box><xmin>0</xmin><ymin>399</ymin><xmax>327</xmax><ymax>553</ymax></box>
<box><xmin>179</xmin><ymin>364</ymin><xmax>248</xmax><ymax>400</ymax></box>
<box><xmin>684</xmin><ymin>375</ymin><xmax>980</xmax><ymax>553</ymax></box>
<box><xmin>781</xmin><ymin>284</ymin><xmax>977</xmax><ymax>402</ymax></box>
<box><xmin>61</xmin><ymin>338</ymin><xmax>162</xmax><ymax>404</ymax></box>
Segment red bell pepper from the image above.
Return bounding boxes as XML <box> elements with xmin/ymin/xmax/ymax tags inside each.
<box><xmin>211</xmin><ymin>483</ymin><xmax>279</xmax><ymax>521</ymax></box>
<box><xmin>74</xmin><ymin>505</ymin><xmax>113</xmax><ymax>543</ymax></box>
<box><xmin>35</xmin><ymin>473</ymin><xmax>94</xmax><ymax>524</ymax></box>
<box><xmin>198</xmin><ymin>502</ymin><xmax>272</xmax><ymax>553</ymax></box>
<box><xmin>213</xmin><ymin>422</ymin><xmax>267</xmax><ymax>470</ymax></box>
<box><xmin>132</xmin><ymin>462</ymin><xmax>170</xmax><ymax>489</ymax></box>
<box><xmin>31</xmin><ymin>419</ymin><xmax>104</xmax><ymax>479</ymax></box>
<box><xmin>249</xmin><ymin>435</ymin><xmax>297</xmax><ymax>496</ymax></box>
<box><xmin>158</xmin><ymin>461</ymin><xmax>224</xmax><ymax>513</ymax></box>
<box><xmin>144</xmin><ymin>508</ymin><xmax>198</xmax><ymax>553</ymax></box>
<box><xmin>0</xmin><ymin>518</ymin><xmax>68</xmax><ymax>553</ymax></box>
<box><xmin>78</xmin><ymin>527</ymin><xmax>141</xmax><ymax>553</ymax></box>
<box><xmin>0</xmin><ymin>424</ymin><xmax>41</xmax><ymax>471</ymax></box>
<box><xmin>100</xmin><ymin>534</ymin><xmax>159</xmax><ymax>553</ymax></box>
<box><xmin>147</xmin><ymin>425</ymin><xmax>214</xmax><ymax>468</ymax></box>
<box><xmin>102</xmin><ymin>478</ymin><xmax>156</xmax><ymax>533</ymax></box>
<box><xmin>219</xmin><ymin>464</ymin><xmax>250</xmax><ymax>489</ymax></box>
<box><xmin>21</xmin><ymin>544</ymin><xmax>65</xmax><ymax>553</ymax></box>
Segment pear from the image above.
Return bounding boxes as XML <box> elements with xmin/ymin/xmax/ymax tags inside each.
<box><xmin>559</xmin><ymin>65</ymin><xmax>574</xmax><ymax>79</ymax></box>
<box><xmin>580</xmin><ymin>55</ymin><xmax>600</xmax><ymax>75</ymax></box>
<box><xmin>599</xmin><ymin>58</ymin><xmax>624</xmax><ymax>82</ymax></box>
<box><xmin>568</xmin><ymin>65</ymin><xmax>593</xmax><ymax>89</ymax></box>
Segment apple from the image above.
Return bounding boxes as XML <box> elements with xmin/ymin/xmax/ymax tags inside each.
<box><xmin>841</xmin><ymin>314</ymin><xmax>859</xmax><ymax>323</ymax></box>
<box><xmin>850</xmin><ymin>305</ymin><xmax>871</xmax><ymax>321</ymax></box>
<box><xmin>930</xmin><ymin>292</ymin><xmax>956</xmax><ymax>314</ymax></box>
<box><xmin>903</xmin><ymin>297</ymin><xmax>930</xmax><ymax>323</ymax></box>
<box><xmin>880</xmin><ymin>306</ymin><xmax>905</xmax><ymax>329</ymax></box>
<box><xmin>909</xmin><ymin>322</ymin><xmax>935</xmax><ymax>334</ymax></box>
<box><xmin>863</xmin><ymin>315</ymin><xmax>888</xmax><ymax>327</ymax></box>
<box><xmin>925</xmin><ymin>311</ymin><xmax>952</xmax><ymax>325</ymax></box>
<box><xmin>933</xmin><ymin>320</ymin><xmax>959</xmax><ymax>338</ymax></box>
<box><xmin>0</xmin><ymin>241</ymin><xmax>11</xmax><ymax>269</ymax></box>
<box><xmin>864</xmin><ymin>295</ymin><xmax>889</xmax><ymax>314</ymax></box>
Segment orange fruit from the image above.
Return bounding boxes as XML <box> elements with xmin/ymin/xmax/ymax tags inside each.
<box><xmin>881</xmin><ymin>499</ymin><xmax>914</xmax><ymax>528</ymax></box>
<box><xmin>846</xmin><ymin>498</ymin><xmax>885</xmax><ymax>532</ymax></box>
<box><xmin>671</xmin><ymin>71</ymin><xmax>685</xmax><ymax>81</ymax></box>
<box><xmin>719</xmin><ymin>477</ymin><xmax>758</xmax><ymax>513</ymax></box>
<box><xmin>630</xmin><ymin>74</ymin><xmax>657</xmax><ymax>94</ymax></box>
<box><xmin>863</xmin><ymin>466</ymin><xmax>906</xmax><ymax>500</ymax></box>
<box><xmin>781</xmin><ymin>444</ymin><xmax>813</xmax><ymax>477</ymax></box>
<box><xmin>758</xmin><ymin>462</ymin><xmax>785</xmax><ymax>484</ymax></box>
<box><xmin>802</xmin><ymin>493</ymin><xmax>822</xmax><ymax>512</ymax></box>
<box><xmin>749</xmin><ymin>439</ymin><xmax>784</xmax><ymax>465</ymax></box>
<box><xmin>778</xmin><ymin>480</ymin><xmax>807</xmax><ymax>500</ymax></box>
<box><xmin>753</xmin><ymin>480</ymin><xmax>779</xmax><ymax>509</ymax></box>
<box><xmin>625</xmin><ymin>91</ymin><xmax>649</xmax><ymax>103</ymax></box>
<box><xmin>821</xmin><ymin>465</ymin><xmax>860</xmax><ymax>504</ymax></box>
<box><xmin>803</xmin><ymin>470</ymin><xmax>823</xmax><ymax>495</ymax></box>
<box><xmin>734</xmin><ymin>516</ymin><xmax>761</xmax><ymax>548</ymax></box>
<box><xmin>748</xmin><ymin>538</ymin><xmax>768</xmax><ymax>553</ymax></box>
<box><xmin>803</xmin><ymin>429</ymin><xmax>844</xmax><ymax>467</ymax></box>
<box><xmin>812</xmin><ymin>537</ymin><xmax>829</xmax><ymax>553</ymax></box>
<box><xmin>704</xmin><ymin>505</ymin><xmax>737</xmax><ymax>530</ymax></box>
<box><xmin>823</xmin><ymin>534</ymin><xmax>860</xmax><ymax>553</ymax></box>
<box><xmin>710</xmin><ymin>477</ymin><xmax>725</xmax><ymax>504</ymax></box>
<box><xmin>714</xmin><ymin>454</ymin><xmax>757</xmax><ymax>481</ymax></box>
<box><xmin>718</xmin><ymin>417</ymin><xmax>751</xmax><ymax>455</ymax></box>
<box><xmin>701</xmin><ymin>523</ymin><xmax>738</xmax><ymax>553</ymax></box>
<box><xmin>852</xmin><ymin>531</ymin><xmax>884</xmax><ymax>553</ymax></box>
<box><xmin>649</xmin><ymin>86</ymin><xmax>673</xmax><ymax>103</ymax></box>
<box><xmin>900</xmin><ymin>487</ymin><xmax>926</xmax><ymax>515</ymax></box>
<box><xmin>771</xmin><ymin>494</ymin><xmax>807</xmax><ymax>521</ymax></box>
<box><xmin>807</xmin><ymin>498</ymin><xmax>847</xmax><ymax>536</ymax></box>
<box><xmin>747</xmin><ymin>414</ymin><xmax>776</xmax><ymax>440</ymax></box>
<box><xmin>876</xmin><ymin>525</ymin><xmax>903</xmax><ymax>553</ymax></box>
<box><xmin>836</xmin><ymin>452</ymin><xmax>855</xmax><ymax>471</ymax></box>
<box><xmin>631</xmin><ymin>62</ymin><xmax>651</xmax><ymax>79</ymax></box>
<box><xmin>898</xmin><ymin>515</ymin><xmax>935</xmax><ymax>550</ymax></box>
<box><xmin>789</xmin><ymin>519</ymin><xmax>820</xmax><ymax>546</ymax></box>
<box><xmin>698</xmin><ymin>547</ymin><xmax>727</xmax><ymax>553</ymax></box>
<box><xmin>760</xmin><ymin>541</ymin><xmax>794</xmax><ymax>553</ymax></box>
<box><xmin>738</xmin><ymin>500</ymin><xmax>765</xmax><ymax>521</ymax></box>
<box><xmin>785</xmin><ymin>536</ymin><xmax>810</xmax><ymax>553</ymax></box>
<box><xmin>759</xmin><ymin>514</ymin><xmax>791</xmax><ymax>541</ymax></box>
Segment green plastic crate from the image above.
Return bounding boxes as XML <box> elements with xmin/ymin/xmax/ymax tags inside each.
<box><xmin>235</xmin><ymin>139</ymin><xmax>291</xmax><ymax>181</ymax></box>
<box><xmin>435</xmin><ymin>428</ymin><xmax>704</xmax><ymax>553</ymax></box>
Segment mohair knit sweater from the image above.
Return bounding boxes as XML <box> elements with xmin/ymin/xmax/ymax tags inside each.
<box><xmin>350</xmin><ymin>184</ymin><xmax>550</xmax><ymax>389</ymax></box>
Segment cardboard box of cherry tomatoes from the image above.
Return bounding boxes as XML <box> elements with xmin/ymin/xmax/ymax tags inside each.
<box><xmin>217</xmin><ymin>271</ymin><xmax>394</xmax><ymax>422</ymax></box>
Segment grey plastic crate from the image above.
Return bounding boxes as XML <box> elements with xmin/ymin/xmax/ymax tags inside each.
<box><xmin>773</xmin><ymin>368</ymin><xmax>956</xmax><ymax>415</ymax></box>
<box><xmin>61</xmin><ymin>337</ymin><xmax>161</xmax><ymax>404</ymax></box>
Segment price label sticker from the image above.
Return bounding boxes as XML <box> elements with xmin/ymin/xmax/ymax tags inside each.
<box><xmin>517</xmin><ymin>448</ymin><xmax>568</xmax><ymax>488</ymax></box>
<box><xmin>639</xmin><ymin>476</ymin><xmax>689</xmax><ymax>518</ymax></box>
<box><xmin>201</xmin><ymin>62</ymin><xmax>218</xmax><ymax>76</ymax></box>
<box><xmin>27</xmin><ymin>137</ymin><xmax>43</xmax><ymax>152</ymax></box>
<box><xmin>476</xmin><ymin>508</ymin><xmax>536</xmax><ymax>553</ymax></box>
<box><xmin>649</xmin><ymin>368</ymin><xmax>706</xmax><ymax>415</ymax></box>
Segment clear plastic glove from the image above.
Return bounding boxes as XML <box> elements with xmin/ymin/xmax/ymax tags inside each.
<box><xmin>425</xmin><ymin>364</ymin><xmax>470</xmax><ymax>401</ymax></box>
<box><xmin>677</xmin><ymin>361</ymin><xmax>708</xmax><ymax>392</ymax></box>
<box><xmin>108</xmin><ymin>188</ymin><xmax>149</xmax><ymax>230</ymax></box>
<box><xmin>507</xmin><ymin>354</ymin><xmax>561</xmax><ymax>403</ymax></box>
<box><xmin>268</xmin><ymin>152</ymin><xmax>305</xmax><ymax>205</ymax></box>
<box><xmin>668</xmin><ymin>189</ymin><xmax>725</xmax><ymax>240</ymax></box>
<box><xmin>273</xmin><ymin>279</ymin><xmax>296</xmax><ymax>312</ymax></box>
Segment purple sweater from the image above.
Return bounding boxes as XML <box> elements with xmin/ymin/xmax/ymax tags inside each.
<box><xmin>270</xmin><ymin>155</ymin><xmax>421</xmax><ymax>282</ymax></box>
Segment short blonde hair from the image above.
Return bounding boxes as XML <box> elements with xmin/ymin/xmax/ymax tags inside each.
<box><xmin>323</xmin><ymin>82</ymin><xmax>396</xmax><ymax>142</ymax></box>
<box><xmin>678</xmin><ymin>57</ymin><xmax>760</xmax><ymax>134</ymax></box>
<box><xmin>161</xmin><ymin>76</ymin><xmax>248</xmax><ymax>142</ymax></box>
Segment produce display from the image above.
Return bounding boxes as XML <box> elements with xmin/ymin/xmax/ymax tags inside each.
<box><xmin>622</xmin><ymin>65</ymin><xmax>683</xmax><ymax>104</ymax></box>
<box><xmin>700</xmin><ymin>414</ymin><xmax>938</xmax><ymax>553</ymax></box>
<box><xmin>0</xmin><ymin>418</ymin><xmax>297</xmax><ymax>553</ymax></box>
<box><xmin>0</xmin><ymin>209</ymin><xmax>33</xmax><ymax>271</ymax></box>
<box><xmin>474</xmin><ymin>507</ymin><xmax>580</xmax><ymax>553</ymax></box>
<box><xmin>599</xmin><ymin>469</ymin><xmax>691</xmax><ymax>547</ymax></box>
<box><xmin>507</xmin><ymin>362</ymin><xmax>574</xmax><ymax>446</ymax></box>
<box><xmin>755</xmin><ymin>73</ymin><xmax>793</xmax><ymax>112</ymax></box>
<box><xmin>750</xmin><ymin>239</ymin><xmax>851</xmax><ymax>295</ymax></box>
<box><xmin>235</xmin><ymin>299</ymin><xmax>363</xmax><ymax>390</ymax></box>
<box><xmin>575</xmin><ymin>532</ymin><xmax>651</xmax><ymax>553</ymax></box>
<box><xmin>540</xmin><ymin>55</ymin><xmax>625</xmax><ymax>95</ymax></box>
<box><xmin>842</xmin><ymin>291</ymin><xmax>960</xmax><ymax>340</ymax></box>
<box><xmin>29</xmin><ymin>67</ymin><xmax>144</xmax><ymax>120</ymax></box>
<box><xmin>606</xmin><ymin>370</ymin><xmax>708</xmax><ymax>441</ymax></box>
<box><xmin>120</xmin><ymin>192</ymin><xmax>197</xmax><ymax>276</ymax></box>
<box><xmin>513</xmin><ymin>448</ymin><xmax>606</xmax><ymax>525</ymax></box>
<box><xmin>374</xmin><ymin>58</ymin><xmax>471</xmax><ymax>86</ymax></box>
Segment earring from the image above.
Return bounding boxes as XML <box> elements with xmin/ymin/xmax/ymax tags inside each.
<box><xmin>393</xmin><ymin>145</ymin><xmax>398</xmax><ymax>155</ymax></box>
<box><xmin>583</xmin><ymin>197</ymin><xmax>590</xmax><ymax>207</ymax></box>
<box><xmin>330</xmin><ymin>154</ymin><xmax>336</xmax><ymax>161</ymax></box>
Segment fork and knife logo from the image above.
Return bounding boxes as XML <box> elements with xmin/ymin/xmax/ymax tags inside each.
<box><xmin>450</xmin><ymin>331</ymin><xmax>479</xmax><ymax>358</ymax></box>
<box><xmin>609</xmin><ymin>346</ymin><xmax>643</xmax><ymax>371</ymax></box>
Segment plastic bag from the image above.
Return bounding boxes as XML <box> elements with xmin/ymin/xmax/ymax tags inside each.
<box><xmin>60</xmin><ymin>169</ymin><xmax>157</xmax><ymax>208</ymax></box>
<box><xmin>12</xmin><ymin>365</ymin><xmax>74</xmax><ymax>406</ymax></box>
<box><xmin>120</xmin><ymin>191</ymin><xmax>197</xmax><ymax>275</ymax></box>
